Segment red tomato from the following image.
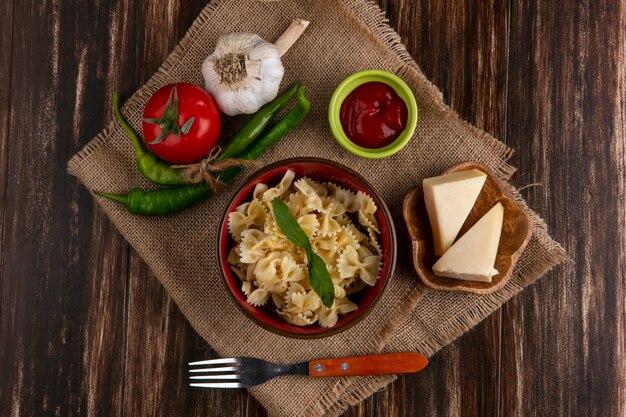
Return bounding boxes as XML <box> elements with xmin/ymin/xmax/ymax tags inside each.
<box><xmin>142</xmin><ymin>83</ymin><xmax>221</xmax><ymax>164</ymax></box>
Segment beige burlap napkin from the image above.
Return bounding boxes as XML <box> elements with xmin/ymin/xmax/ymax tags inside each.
<box><xmin>68</xmin><ymin>1</ymin><xmax>566</xmax><ymax>416</ymax></box>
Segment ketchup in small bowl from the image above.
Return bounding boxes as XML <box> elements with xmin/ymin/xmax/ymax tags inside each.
<box><xmin>329</xmin><ymin>70</ymin><xmax>418</xmax><ymax>159</ymax></box>
<box><xmin>339</xmin><ymin>81</ymin><xmax>408</xmax><ymax>149</ymax></box>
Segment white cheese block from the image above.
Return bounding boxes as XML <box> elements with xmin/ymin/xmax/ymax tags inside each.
<box><xmin>432</xmin><ymin>202</ymin><xmax>504</xmax><ymax>282</ymax></box>
<box><xmin>423</xmin><ymin>169</ymin><xmax>487</xmax><ymax>255</ymax></box>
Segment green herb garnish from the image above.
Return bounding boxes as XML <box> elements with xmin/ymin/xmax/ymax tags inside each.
<box><xmin>272</xmin><ymin>197</ymin><xmax>311</xmax><ymax>249</ymax></box>
<box><xmin>306</xmin><ymin>248</ymin><xmax>335</xmax><ymax>308</ymax></box>
<box><xmin>272</xmin><ymin>198</ymin><xmax>334</xmax><ymax>308</ymax></box>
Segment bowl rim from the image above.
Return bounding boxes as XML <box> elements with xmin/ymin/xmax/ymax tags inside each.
<box><xmin>328</xmin><ymin>69</ymin><xmax>418</xmax><ymax>159</ymax></box>
<box><xmin>217</xmin><ymin>157</ymin><xmax>397</xmax><ymax>339</ymax></box>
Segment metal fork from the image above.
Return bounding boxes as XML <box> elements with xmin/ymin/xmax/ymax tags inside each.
<box><xmin>188</xmin><ymin>352</ymin><xmax>428</xmax><ymax>388</ymax></box>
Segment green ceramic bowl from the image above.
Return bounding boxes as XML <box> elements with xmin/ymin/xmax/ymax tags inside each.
<box><xmin>328</xmin><ymin>70</ymin><xmax>418</xmax><ymax>159</ymax></box>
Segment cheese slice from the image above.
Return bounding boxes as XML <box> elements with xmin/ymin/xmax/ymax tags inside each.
<box><xmin>423</xmin><ymin>169</ymin><xmax>487</xmax><ymax>255</ymax></box>
<box><xmin>432</xmin><ymin>202</ymin><xmax>503</xmax><ymax>282</ymax></box>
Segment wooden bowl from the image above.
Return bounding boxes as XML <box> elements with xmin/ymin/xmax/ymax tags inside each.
<box><xmin>402</xmin><ymin>162</ymin><xmax>532</xmax><ymax>294</ymax></box>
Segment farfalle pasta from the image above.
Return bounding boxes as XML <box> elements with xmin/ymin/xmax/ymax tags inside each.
<box><xmin>228</xmin><ymin>170</ymin><xmax>383</xmax><ymax>327</ymax></box>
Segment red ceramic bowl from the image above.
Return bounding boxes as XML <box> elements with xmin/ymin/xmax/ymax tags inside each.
<box><xmin>218</xmin><ymin>158</ymin><xmax>397</xmax><ymax>338</ymax></box>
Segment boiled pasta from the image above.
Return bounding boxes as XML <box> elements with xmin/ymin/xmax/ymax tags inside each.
<box><xmin>228</xmin><ymin>170</ymin><xmax>382</xmax><ymax>327</ymax></box>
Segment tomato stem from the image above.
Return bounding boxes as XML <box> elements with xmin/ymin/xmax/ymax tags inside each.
<box><xmin>143</xmin><ymin>85</ymin><xmax>188</xmax><ymax>144</ymax></box>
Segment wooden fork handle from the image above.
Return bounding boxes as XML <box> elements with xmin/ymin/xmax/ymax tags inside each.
<box><xmin>309</xmin><ymin>352</ymin><xmax>428</xmax><ymax>377</ymax></box>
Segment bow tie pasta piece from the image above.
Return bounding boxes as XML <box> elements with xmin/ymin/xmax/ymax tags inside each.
<box><xmin>279</xmin><ymin>282</ymin><xmax>321</xmax><ymax>325</ymax></box>
<box><xmin>278</xmin><ymin>311</ymin><xmax>318</xmax><ymax>326</ymax></box>
<box><xmin>261</xmin><ymin>277</ymin><xmax>288</xmax><ymax>294</ymax></box>
<box><xmin>284</xmin><ymin>281</ymin><xmax>307</xmax><ymax>298</ymax></box>
<box><xmin>318</xmin><ymin>297</ymin><xmax>358</xmax><ymax>328</ymax></box>
<box><xmin>336</xmin><ymin>226</ymin><xmax>361</xmax><ymax>250</ymax></box>
<box><xmin>300</xmin><ymin>183</ymin><xmax>345</xmax><ymax>216</ymax></box>
<box><xmin>294</xmin><ymin>177</ymin><xmax>325</xmax><ymax>212</ymax></box>
<box><xmin>356</xmin><ymin>254</ymin><xmax>382</xmax><ymax>286</ymax></box>
<box><xmin>337</xmin><ymin>246</ymin><xmax>361</xmax><ymax>279</ymax></box>
<box><xmin>239</xmin><ymin>229</ymin><xmax>268</xmax><ymax>263</ymax></box>
<box><xmin>262</xmin><ymin>169</ymin><xmax>295</xmax><ymax>202</ymax></box>
<box><xmin>304</xmin><ymin>177</ymin><xmax>329</xmax><ymax>198</ymax></box>
<box><xmin>330</xmin><ymin>266</ymin><xmax>355</xmax><ymax>292</ymax></box>
<box><xmin>253</xmin><ymin>255</ymin><xmax>278</xmax><ymax>281</ymax></box>
<box><xmin>311</xmin><ymin>234</ymin><xmax>340</xmax><ymax>265</ymax></box>
<box><xmin>356</xmin><ymin>191</ymin><xmax>380</xmax><ymax>233</ymax></box>
<box><xmin>326</xmin><ymin>183</ymin><xmax>360</xmax><ymax>213</ymax></box>
<box><xmin>259</xmin><ymin>235</ymin><xmax>292</xmax><ymax>252</ymax></box>
<box><xmin>247</xmin><ymin>287</ymin><xmax>270</xmax><ymax>306</ymax></box>
<box><xmin>284</xmin><ymin>288</ymin><xmax>322</xmax><ymax>316</ymax></box>
<box><xmin>252</xmin><ymin>183</ymin><xmax>269</xmax><ymax>200</ymax></box>
<box><xmin>337</xmin><ymin>246</ymin><xmax>382</xmax><ymax>286</ymax></box>
<box><xmin>317</xmin><ymin>210</ymin><xmax>342</xmax><ymax>237</ymax></box>
<box><xmin>263</xmin><ymin>208</ymin><xmax>282</xmax><ymax>236</ymax></box>
<box><xmin>254</xmin><ymin>254</ymin><xmax>289</xmax><ymax>293</ymax></box>
<box><xmin>278</xmin><ymin>256</ymin><xmax>306</xmax><ymax>282</ymax></box>
<box><xmin>296</xmin><ymin>213</ymin><xmax>320</xmax><ymax>237</ymax></box>
<box><xmin>287</xmin><ymin>192</ymin><xmax>310</xmax><ymax>217</ymax></box>
<box><xmin>228</xmin><ymin>203</ymin><xmax>251</xmax><ymax>241</ymax></box>
<box><xmin>293</xmin><ymin>177</ymin><xmax>315</xmax><ymax>194</ymax></box>
<box><xmin>228</xmin><ymin>199</ymin><xmax>267</xmax><ymax>241</ymax></box>
<box><xmin>322</xmin><ymin>198</ymin><xmax>347</xmax><ymax>217</ymax></box>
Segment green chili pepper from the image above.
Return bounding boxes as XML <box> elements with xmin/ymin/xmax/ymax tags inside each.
<box><xmin>216</xmin><ymin>83</ymin><xmax>300</xmax><ymax>161</ymax></box>
<box><xmin>214</xmin><ymin>85</ymin><xmax>311</xmax><ymax>181</ymax></box>
<box><xmin>113</xmin><ymin>92</ymin><xmax>188</xmax><ymax>186</ymax></box>
<box><xmin>235</xmin><ymin>85</ymin><xmax>311</xmax><ymax>161</ymax></box>
<box><xmin>96</xmin><ymin>86</ymin><xmax>311</xmax><ymax>216</ymax></box>
<box><xmin>94</xmin><ymin>185</ymin><xmax>212</xmax><ymax>215</ymax></box>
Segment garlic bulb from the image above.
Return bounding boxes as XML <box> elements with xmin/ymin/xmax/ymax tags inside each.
<box><xmin>202</xmin><ymin>19</ymin><xmax>309</xmax><ymax>116</ymax></box>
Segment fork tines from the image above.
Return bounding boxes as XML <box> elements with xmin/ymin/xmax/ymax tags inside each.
<box><xmin>188</xmin><ymin>357</ymin><xmax>243</xmax><ymax>389</ymax></box>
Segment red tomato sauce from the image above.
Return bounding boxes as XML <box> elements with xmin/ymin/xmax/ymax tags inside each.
<box><xmin>339</xmin><ymin>81</ymin><xmax>408</xmax><ymax>149</ymax></box>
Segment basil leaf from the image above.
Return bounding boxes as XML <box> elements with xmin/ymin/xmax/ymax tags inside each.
<box><xmin>271</xmin><ymin>198</ymin><xmax>334</xmax><ymax>308</ymax></box>
<box><xmin>272</xmin><ymin>198</ymin><xmax>311</xmax><ymax>249</ymax></box>
<box><xmin>307</xmin><ymin>248</ymin><xmax>335</xmax><ymax>308</ymax></box>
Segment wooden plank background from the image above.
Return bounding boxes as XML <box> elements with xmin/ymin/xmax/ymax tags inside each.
<box><xmin>0</xmin><ymin>0</ymin><xmax>623</xmax><ymax>416</ymax></box>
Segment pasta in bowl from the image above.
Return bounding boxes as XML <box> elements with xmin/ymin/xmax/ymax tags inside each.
<box><xmin>218</xmin><ymin>158</ymin><xmax>397</xmax><ymax>338</ymax></box>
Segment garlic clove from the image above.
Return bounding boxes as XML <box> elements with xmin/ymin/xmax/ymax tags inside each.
<box><xmin>222</xmin><ymin>88</ymin><xmax>263</xmax><ymax>116</ymax></box>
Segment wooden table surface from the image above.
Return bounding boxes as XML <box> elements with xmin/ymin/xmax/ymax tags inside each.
<box><xmin>1</xmin><ymin>0</ymin><xmax>624</xmax><ymax>416</ymax></box>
